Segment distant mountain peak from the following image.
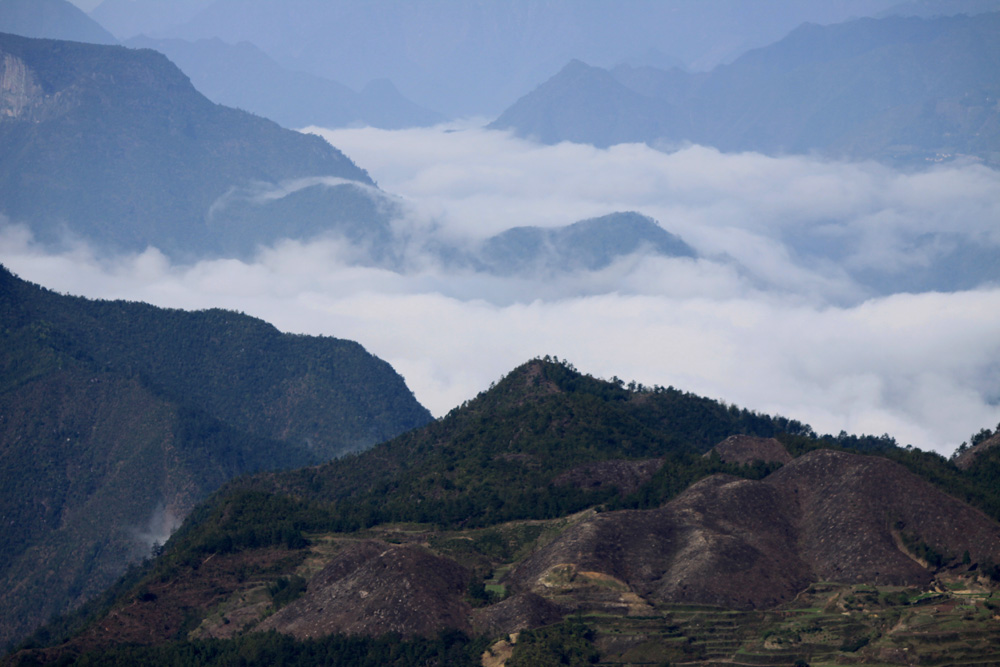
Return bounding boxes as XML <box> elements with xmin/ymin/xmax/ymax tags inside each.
<box><xmin>474</xmin><ymin>211</ymin><xmax>695</xmax><ymax>275</ymax></box>
<box><xmin>0</xmin><ymin>0</ymin><xmax>117</xmax><ymax>45</ymax></box>
<box><xmin>492</xmin><ymin>12</ymin><xmax>1000</xmax><ymax>165</ymax></box>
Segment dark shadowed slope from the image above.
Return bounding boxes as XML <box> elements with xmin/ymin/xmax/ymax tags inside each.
<box><xmin>0</xmin><ymin>266</ymin><xmax>430</xmax><ymax>646</ymax></box>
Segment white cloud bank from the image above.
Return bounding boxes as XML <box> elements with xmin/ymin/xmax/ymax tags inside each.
<box><xmin>3</xmin><ymin>124</ymin><xmax>999</xmax><ymax>455</ymax></box>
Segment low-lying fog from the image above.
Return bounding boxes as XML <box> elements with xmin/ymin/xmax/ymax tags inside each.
<box><xmin>3</xmin><ymin>123</ymin><xmax>998</xmax><ymax>455</ymax></box>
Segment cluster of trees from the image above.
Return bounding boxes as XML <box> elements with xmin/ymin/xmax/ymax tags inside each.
<box><xmin>40</xmin><ymin>630</ymin><xmax>486</xmax><ymax>667</ymax></box>
<box><xmin>952</xmin><ymin>423</ymin><xmax>1000</xmax><ymax>458</ymax></box>
<box><xmin>506</xmin><ymin>619</ymin><xmax>600</xmax><ymax>667</ymax></box>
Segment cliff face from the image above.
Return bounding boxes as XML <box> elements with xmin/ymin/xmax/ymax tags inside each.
<box><xmin>0</xmin><ymin>52</ymin><xmax>42</xmax><ymax>118</ymax></box>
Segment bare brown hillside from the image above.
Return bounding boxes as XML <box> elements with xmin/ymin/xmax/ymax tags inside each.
<box><xmin>507</xmin><ymin>449</ymin><xmax>1000</xmax><ymax>610</ymax></box>
<box><xmin>259</xmin><ymin>541</ymin><xmax>472</xmax><ymax>638</ymax></box>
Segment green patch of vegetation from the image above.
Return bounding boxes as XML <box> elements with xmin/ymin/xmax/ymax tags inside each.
<box><xmin>507</xmin><ymin>619</ymin><xmax>600</xmax><ymax>667</ymax></box>
<box><xmin>898</xmin><ymin>530</ymin><xmax>950</xmax><ymax>568</ymax></box>
<box><xmin>268</xmin><ymin>575</ymin><xmax>307</xmax><ymax>609</ymax></box>
<box><xmin>53</xmin><ymin>629</ymin><xmax>488</xmax><ymax>666</ymax></box>
<box><xmin>485</xmin><ymin>583</ymin><xmax>506</xmax><ymax>597</ymax></box>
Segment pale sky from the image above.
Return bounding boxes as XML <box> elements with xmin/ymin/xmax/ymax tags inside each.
<box><xmin>69</xmin><ymin>0</ymin><xmax>101</xmax><ymax>11</ymax></box>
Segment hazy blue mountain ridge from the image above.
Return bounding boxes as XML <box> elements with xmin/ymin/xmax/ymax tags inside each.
<box><xmin>108</xmin><ymin>0</ymin><xmax>920</xmax><ymax>117</ymax></box>
<box><xmin>492</xmin><ymin>13</ymin><xmax>1000</xmax><ymax>166</ymax></box>
<box><xmin>90</xmin><ymin>0</ymin><xmax>214</xmax><ymax>40</ymax></box>
<box><xmin>475</xmin><ymin>212</ymin><xmax>697</xmax><ymax>276</ymax></box>
<box><xmin>0</xmin><ymin>0</ymin><xmax>116</xmax><ymax>45</ymax></box>
<box><xmin>123</xmin><ymin>36</ymin><xmax>445</xmax><ymax>130</ymax></box>
<box><xmin>0</xmin><ymin>32</ymin><xmax>385</xmax><ymax>258</ymax></box>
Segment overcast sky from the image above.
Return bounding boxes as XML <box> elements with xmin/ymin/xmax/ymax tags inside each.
<box><xmin>3</xmin><ymin>124</ymin><xmax>998</xmax><ymax>456</ymax></box>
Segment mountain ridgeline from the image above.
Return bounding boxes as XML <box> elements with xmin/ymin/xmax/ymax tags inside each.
<box><xmin>472</xmin><ymin>212</ymin><xmax>696</xmax><ymax>275</ymax></box>
<box><xmin>491</xmin><ymin>12</ymin><xmax>1000</xmax><ymax>166</ymax></box>
<box><xmin>0</xmin><ymin>266</ymin><xmax>431</xmax><ymax>648</ymax></box>
<box><xmin>122</xmin><ymin>36</ymin><xmax>445</xmax><ymax>131</ymax></box>
<box><xmin>0</xmin><ymin>0</ymin><xmax>117</xmax><ymax>45</ymax></box>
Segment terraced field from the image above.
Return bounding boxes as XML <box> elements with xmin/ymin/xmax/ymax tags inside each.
<box><xmin>184</xmin><ymin>522</ymin><xmax>1000</xmax><ymax>666</ymax></box>
<box><xmin>574</xmin><ymin>582</ymin><xmax>1000</xmax><ymax>666</ymax></box>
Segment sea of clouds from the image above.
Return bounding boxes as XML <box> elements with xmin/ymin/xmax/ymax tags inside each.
<box><xmin>2</xmin><ymin>123</ymin><xmax>999</xmax><ymax>455</ymax></box>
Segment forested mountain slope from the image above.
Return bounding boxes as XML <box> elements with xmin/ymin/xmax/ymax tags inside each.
<box><xmin>0</xmin><ymin>266</ymin><xmax>430</xmax><ymax>646</ymax></box>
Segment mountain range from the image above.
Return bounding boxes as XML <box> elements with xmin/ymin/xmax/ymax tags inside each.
<box><xmin>491</xmin><ymin>12</ymin><xmax>1000</xmax><ymax>166</ymax></box>
<box><xmin>121</xmin><ymin>36</ymin><xmax>445</xmax><ymax>131</ymax></box>
<box><xmin>0</xmin><ymin>33</ymin><xmax>702</xmax><ymax>272</ymax></box>
<box><xmin>0</xmin><ymin>0</ymin><xmax>441</xmax><ymax>132</ymax></box>
<box><xmin>10</xmin><ymin>358</ymin><xmax>1000</xmax><ymax>664</ymax></box>
<box><xmin>4</xmin><ymin>22</ymin><xmax>993</xmax><ymax>297</ymax></box>
<box><xmin>0</xmin><ymin>265</ymin><xmax>430</xmax><ymax>647</ymax></box>
<box><xmin>2</xmin><ymin>4</ymin><xmax>1000</xmax><ymax>664</ymax></box>
<box><xmin>0</xmin><ymin>0</ymin><xmax>115</xmax><ymax>45</ymax></box>
<box><xmin>85</xmin><ymin>0</ymin><xmax>992</xmax><ymax>117</ymax></box>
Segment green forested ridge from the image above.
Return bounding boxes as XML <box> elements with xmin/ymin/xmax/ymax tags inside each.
<box><xmin>88</xmin><ymin>357</ymin><xmax>920</xmax><ymax>599</ymax></box>
<box><xmin>0</xmin><ymin>265</ymin><xmax>430</xmax><ymax>647</ymax></box>
<box><xmin>150</xmin><ymin>356</ymin><xmax>994</xmax><ymax>566</ymax></box>
<box><xmin>164</xmin><ymin>356</ymin><xmax>816</xmax><ymax>548</ymax></box>
<box><xmin>0</xmin><ymin>265</ymin><xmax>431</xmax><ymax>454</ymax></box>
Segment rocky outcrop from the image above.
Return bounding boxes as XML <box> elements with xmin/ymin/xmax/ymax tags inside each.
<box><xmin>707</xmin><ymin>434</ymin><xmax>793</xmax><ymax>466</ymax></box>
<box><xmin>0</xmin><ymin>52</ymin><xmax>42</xmax><ymax>118</ymax></box>
<box><xmin>954</xmin><ymin>432</ymin><xmax>1000</xmax><ymax>471</ymax></box>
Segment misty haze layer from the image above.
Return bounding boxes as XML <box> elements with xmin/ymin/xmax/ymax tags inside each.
<box><xmin>3</xmin><ymin>125</ymin><xmax>998</xmax><ymax>456</ymax></box>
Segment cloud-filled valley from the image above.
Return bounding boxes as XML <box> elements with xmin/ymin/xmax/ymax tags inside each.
<box><xmin>3</xmin><ymin>124</ymin><xmax>999</xmax><ymax>455</ymax></box>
